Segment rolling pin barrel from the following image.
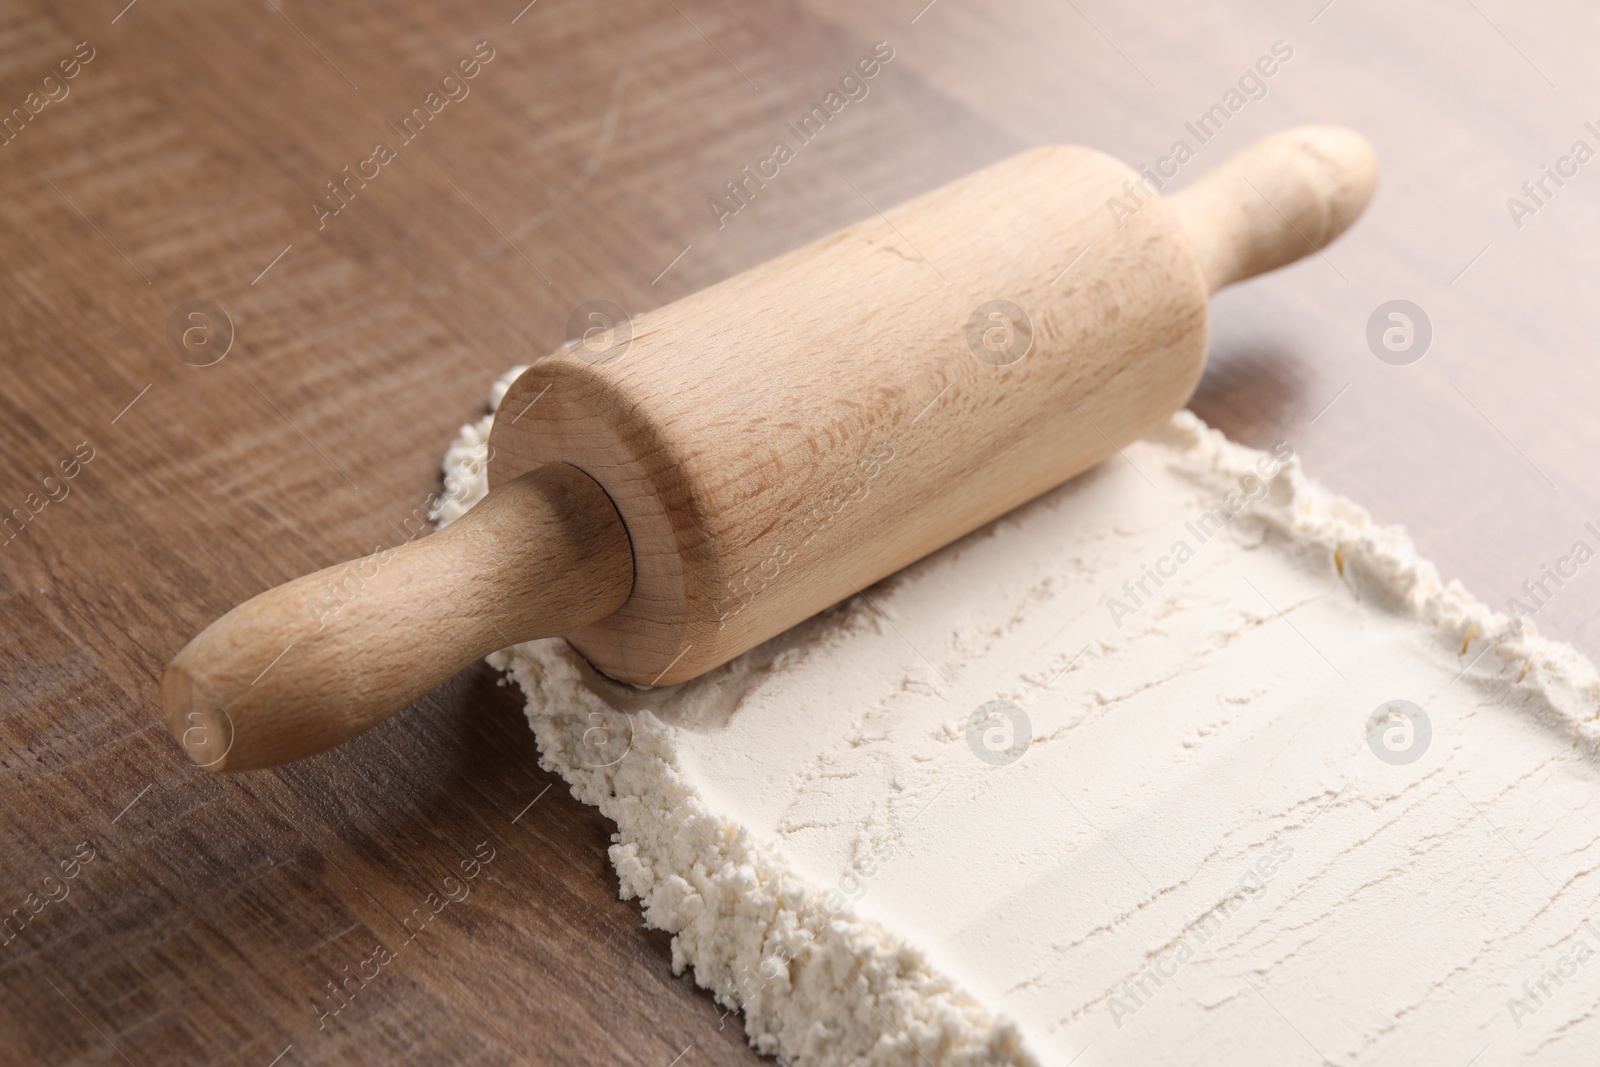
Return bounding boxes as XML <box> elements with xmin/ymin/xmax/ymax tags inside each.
<box><xmin>160</xmin><ymin>125</ymin><xmax>1377</xmax><ymax>771</ymax></box>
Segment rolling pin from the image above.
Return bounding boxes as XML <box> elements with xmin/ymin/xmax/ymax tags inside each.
<box><xmin>162</xmin><ymin>125</ymin><xmax>1378</xmax><ymax>771</ymax></box>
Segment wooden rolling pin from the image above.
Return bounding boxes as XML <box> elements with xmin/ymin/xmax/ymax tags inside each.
<box><xmin>162</xmin><ymin>126</ymin><xmax>1378</xmax><ymax>771</ymax></box>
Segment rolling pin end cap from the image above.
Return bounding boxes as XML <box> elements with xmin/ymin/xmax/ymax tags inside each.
<box><xmin>159</xmin><ymin>657</ymin><xmax>240</xmax><ymax>773</ymax></box>
<box><xmin>1289</xmin><ymin>124</ymin><xmax>1380</xmax><ymax>241</ymax></box>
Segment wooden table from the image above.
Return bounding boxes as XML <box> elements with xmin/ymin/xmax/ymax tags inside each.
<box><xmin>3</xmin><ymin>1</ymin><xmax>1595</xmax><ymax>1063</ymax></box>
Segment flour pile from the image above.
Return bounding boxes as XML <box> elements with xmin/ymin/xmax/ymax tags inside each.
<box><xmin>438</xmin><ymin>369</ymin><xmax>1600</xmax><ymax>1066</ymax></box>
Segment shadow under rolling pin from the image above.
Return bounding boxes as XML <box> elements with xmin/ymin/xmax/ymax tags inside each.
<box><xmin>162</xmin><ymin>125</ymin><xmax>1378</xmax><ymax>772</ymax></box>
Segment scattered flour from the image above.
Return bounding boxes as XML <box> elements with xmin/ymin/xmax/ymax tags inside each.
<box><xmin>438</xmin><ymin>369</ymin><xmax>1600</xmax><ymax>1066</ymax></box>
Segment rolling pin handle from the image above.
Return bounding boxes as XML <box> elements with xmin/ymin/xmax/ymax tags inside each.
<box><xmin>159</xmin><ymin>463</ymin><xmax>633</xmax><ymax>772</ymax></box>
<box><xmin>1167</xmin><ymin>125</ymin><xmax>1379</xmax><ymax>294</ymax></box>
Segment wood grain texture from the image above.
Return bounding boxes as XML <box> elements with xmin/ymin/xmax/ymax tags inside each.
<box><xmin>1</xmin><ymin>1</ymin><xmax>1596</xmax><ymax>1065</ymax></box>
<box><xmin>493</xmin><ymin>142</ymin><xmax>1215</xmax><ymax>686</ymax></box>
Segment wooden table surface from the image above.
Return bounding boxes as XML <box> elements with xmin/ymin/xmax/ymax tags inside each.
<box><xmin>3</xmin><ymin>0</ymin><xmax>1596</xmax><ymax>1063</ymax></box>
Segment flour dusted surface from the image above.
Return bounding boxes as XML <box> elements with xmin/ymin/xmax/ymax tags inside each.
<box><xmin>439</xmin><ymin>369</ymin><xmax>1600</xmax><ymax>1066</ymax></box>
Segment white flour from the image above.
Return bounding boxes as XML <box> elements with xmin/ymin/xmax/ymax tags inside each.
<box><xmin>439</xmin><ymin>370</ymin><xmax>1600</xmax><ymax>1066</ymax></box>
